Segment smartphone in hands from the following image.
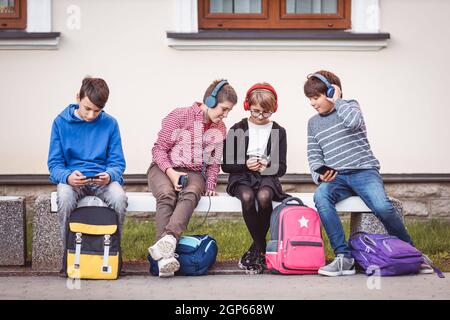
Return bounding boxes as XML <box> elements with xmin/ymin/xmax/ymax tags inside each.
<box><xmin>314</xmin><ymin>165</ymin><xmax>336</xmax><ymax>175</ymax></box>
<box><xmin>178</xmin><ymin>175</ymin><xmax>188</xmax><ymax>189</ymax></box>
<box><xmin>248</xmin><ymin>154</ymin><xmax>269</xmax><ymax>162</ymax></box>
<box><xmin>84</xmin><ymin>174</ymin><xmax>101</xmax><ymax>179</ymax></box>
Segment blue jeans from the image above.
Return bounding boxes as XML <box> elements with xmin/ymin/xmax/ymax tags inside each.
<box><xmin>314</xmin><ymin>169</ymin><xmax>412</xmax><ymax>258</ymax></box>
<box><xmin>57</xmin><ymin>182</ymin><xmax>128</xmax><ymax>248</ymax></box>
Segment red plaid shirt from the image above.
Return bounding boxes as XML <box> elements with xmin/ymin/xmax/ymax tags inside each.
<box><xmin>151</xmin><ymin>102</ymin><xmax>227</xmax><ymax>191</ymax></box>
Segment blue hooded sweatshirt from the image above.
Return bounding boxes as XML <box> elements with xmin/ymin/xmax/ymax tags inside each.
<box><xmin>48</xmin><ymin>104</ymin><xmax>126</xmax><ymax>185</ymax></box>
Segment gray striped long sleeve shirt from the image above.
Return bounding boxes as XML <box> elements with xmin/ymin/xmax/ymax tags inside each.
<box><xmin>307</xmin><ymin>99</ymin><xmax>380</xmax><ymax>184</ymax></box>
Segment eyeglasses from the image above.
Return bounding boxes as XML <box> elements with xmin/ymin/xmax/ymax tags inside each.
<box><xmin>250</xmin><ymin>110</ymin><xmax>273</xmax><ymax>118</ymax></box>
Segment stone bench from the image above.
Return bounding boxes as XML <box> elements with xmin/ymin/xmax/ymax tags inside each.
<box><xmin>32</xmin><ymin>192</ymin><xmax>396</xmax><ymax>271</ymax></box>
<box><xmin>0</xmin><ymin>196</ymin><xmax>27</xmax><ymax>266</ymax></box>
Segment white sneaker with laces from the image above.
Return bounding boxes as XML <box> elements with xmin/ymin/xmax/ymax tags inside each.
<box><xmin>148</xmin><ymin>234</ymin><xmax>177</xmax><ymax>261</ymax></box>
<box><xmin>158</xmin><ymin>256</ymin><xmax>180</xmax><ymax>277</ymax></box>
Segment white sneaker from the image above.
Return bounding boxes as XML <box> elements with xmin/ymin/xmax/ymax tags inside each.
<box><xmin>158</xmin><ymin>256</ymin><xmax>180</xmax><ymax>277</ymax></box>
<box><xmin>148</xmin><ymin>234</ymin><xmax>177</xmax><ymax>261</ymax></box>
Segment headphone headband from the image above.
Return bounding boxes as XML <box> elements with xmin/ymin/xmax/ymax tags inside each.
<box><xmin>205</xmin><ymin>80</ymin><xmax>229</xmax><ymax>108</ymax></box>
<box><xmin>244</xmin><ymin>84</ymin><xmax>278</xmax><ymax>112</ymax></box>
<box><xmin>308</xmin><ymin>73</ymin><xmax>335</xmax><ymax>98</ymax></box>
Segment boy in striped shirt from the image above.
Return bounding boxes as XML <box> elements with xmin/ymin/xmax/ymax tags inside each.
<box><xmin>304</xmin><ymin>70</ymin><xmax>413</xmax><ymax>277</ymax></box>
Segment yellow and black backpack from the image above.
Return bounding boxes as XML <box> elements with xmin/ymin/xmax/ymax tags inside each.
<box><xmin>63</xmin><ymin>206</ymin><xmax>122</xmax><ymax>280</ymax></box>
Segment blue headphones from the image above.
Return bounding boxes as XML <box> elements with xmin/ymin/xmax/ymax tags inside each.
<box><xmin>309</xmin><ymin>73</ymin><xmax>335</xmax><ymax>98</ymax></box>
<box><xmin>204</xmin><ymin>80</ymin><xmax>229</xmax><ymax>108</ymax></box>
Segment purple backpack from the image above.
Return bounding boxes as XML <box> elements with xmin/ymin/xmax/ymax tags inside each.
<box><xmin>349</xmin><ymin>232</ymin><xmax>423</xmax><ymax>276</ymax></box>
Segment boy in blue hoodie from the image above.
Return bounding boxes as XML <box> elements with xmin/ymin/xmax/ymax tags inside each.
<box><xmin>48</xmin><ymin>77</ymin><xmax>127</xmax><ymax>248</ymax></box>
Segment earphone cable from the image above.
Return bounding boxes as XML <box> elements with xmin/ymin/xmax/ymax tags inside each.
<box><xmin>187</xmin><ymin>194</ymin><xmax>211</xmax><ymax>232</ymax></box>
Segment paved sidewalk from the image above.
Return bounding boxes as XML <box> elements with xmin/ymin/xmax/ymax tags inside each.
<box><xmin>0</xmin><ymin>273</ymin><xmax>448</xmax><ymax>300</ymax></box>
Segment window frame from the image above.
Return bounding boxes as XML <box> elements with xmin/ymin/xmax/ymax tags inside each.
<box><xmin>198</xmin><ymin>0</ymin><xmax>351</xmax><ymax>29</ymax></box>
<box><xmin>0</xmin><ymin>0</ymin><xmax>27</xmax><ymax>30</ymax></box>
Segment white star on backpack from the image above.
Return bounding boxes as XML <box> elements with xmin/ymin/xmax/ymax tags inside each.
<box><xmin>299</xmin><ymin>216</ymin><xmax>309</xmax><ymax>228</ymax></box>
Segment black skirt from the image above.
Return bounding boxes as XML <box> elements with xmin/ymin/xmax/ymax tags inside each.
<box><xmin>226</xmin><ymin>172</ymin><xmax>290</xmax><ymax>202</ymax></box>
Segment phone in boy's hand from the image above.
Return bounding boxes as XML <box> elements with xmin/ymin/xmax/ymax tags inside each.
<box><xmin>178</xmin><ymin>175</ymin><xmax>188</xmax><ymax>189</ymax></box>
<box><xmin>314</xmin><ymin>165</ymin><xmax>336</xmax><ymax>175</ymax></box>
<box><xmin>84</xmin><ymin>174</ymin><xmax>100</xmax><ymax>179</ymax></box>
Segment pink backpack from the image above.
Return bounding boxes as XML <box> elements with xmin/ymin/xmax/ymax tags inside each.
<box><xmin>265</xmin><ymin>197</ymin><xmax>325</xmax><ymax>274</ymax></box>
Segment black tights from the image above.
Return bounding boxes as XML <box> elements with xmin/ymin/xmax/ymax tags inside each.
<box><xmin>236</xmin><ymin>185</ymin><xmax>274</xmax><ymax>253</ymax></box>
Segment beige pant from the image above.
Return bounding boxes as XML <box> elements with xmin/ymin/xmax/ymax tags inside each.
<box><xmin>147</xmin><ymin>162</ymin><xmax>205</xmax><ymax>241</ymax></box>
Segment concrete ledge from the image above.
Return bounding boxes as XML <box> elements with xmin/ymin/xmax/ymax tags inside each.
<box><xmin>2</xmin><ymin>173</ymin><xmax>450</xmax><ymax>185</ymax></box>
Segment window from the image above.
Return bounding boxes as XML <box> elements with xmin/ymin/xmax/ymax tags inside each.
<box><xmin>198</xmin><ymin>0</ymin><xmax>351</xmax><ymax>29</ymax></box>
<box><xmin>0</xmin><ymin>0</ymin><xmax>27</xmax><ymax>30</ymax></box>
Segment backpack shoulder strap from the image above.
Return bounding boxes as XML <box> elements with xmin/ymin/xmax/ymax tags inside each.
<box><xmin>422</xmin><ymin>254</ymin><xmax>445</xmax><ymax>278</ymax></box>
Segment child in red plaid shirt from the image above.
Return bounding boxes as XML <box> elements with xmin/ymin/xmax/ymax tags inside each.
<box><xmin>147</xmin><ymin>79</ymin><xmax>237</xmax><ymax>277</ymax></box>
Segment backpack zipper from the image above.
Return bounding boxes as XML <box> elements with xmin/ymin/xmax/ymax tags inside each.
<box><xmin>290</xmin><ymin>241</ymin><xmax>322</xmax><ymax>247</ymax></box>
<box><xmin>205</xmin><ymin>240</ymin><xmax>215</xmax><ymax>253</ymax></box>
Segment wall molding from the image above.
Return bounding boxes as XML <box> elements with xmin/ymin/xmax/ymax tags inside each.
<box><xmin>1</xmin><ymin>174</ymin><xmax>450</xmax><ymax>186</ymax></box>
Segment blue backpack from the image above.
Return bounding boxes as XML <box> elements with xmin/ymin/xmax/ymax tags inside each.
<box><xmin>147</xmin><ymin>235</ymin><xmax>218</xmax><ymax>276</ymax></box>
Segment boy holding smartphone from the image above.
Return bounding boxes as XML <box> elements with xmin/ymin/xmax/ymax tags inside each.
<box><xmin>47</xmin><ymin>77</ymin><xmax>127</xmax><ymax>250</ymax></box>
<box><xmin>147</xmin><ymin>79</ymin><xmax>237</xmax><ymax>277</ymax></box>
<box><xmin>304</xmin><ymin>70</ymin><xmax>415</xmax><ymax>276</ymax></box>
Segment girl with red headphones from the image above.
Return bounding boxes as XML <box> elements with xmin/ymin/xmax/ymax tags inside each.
<box><xmin>222</xmin><ymin>82</ymin><xmax>290</xmax><ymax>274</ymax></box>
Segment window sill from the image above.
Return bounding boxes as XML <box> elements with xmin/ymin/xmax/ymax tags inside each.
<box><xmin>0</xmin><ymin>31</ymin><xmax>60</xmax><ymax>50</ymax></box>
<box><xmin>166</xmin><ymin>30</ymin><xmax>390</xmax><ymax>51</ymax></box>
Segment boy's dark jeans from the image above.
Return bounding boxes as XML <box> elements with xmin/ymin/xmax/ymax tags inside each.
<box><xmin>57</xmin><ymin>182</ymin><xmax>128</xmax><ymax>250</ymax></box>
<box><xmin>314</xmin><ymin>169</ymin><xmax>413</xmax><ymax>258</ymax></box>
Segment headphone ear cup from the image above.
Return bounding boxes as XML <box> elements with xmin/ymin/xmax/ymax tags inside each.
<box><xmin>243</xmin><ymin>100</ymin><xmax>249</xmax><ymax>110</ymax></box>
<box><xmin>327</xmin><ymin>87</ymin><xmax>335</xmax><ymax>98</ymax></box>
<box><xmin>205</xmin><ymin>96</ymin><xmax>216</xmax><ymax>108</ymax></box>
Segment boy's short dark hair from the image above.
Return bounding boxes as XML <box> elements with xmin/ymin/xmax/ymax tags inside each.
<box><xmin>79</xmin><ymin>77</ymin><xmax>109</xmax><ymax>108</ymax></box>
<box><xmin>203</xmin><ymin>79</ymin><xmax>238</xmax><ymax>106</ymax></box>
<box><xmin>304</xmin><ymin>70</ymin><xmax>342</xmax><ymax>98</ymax></box>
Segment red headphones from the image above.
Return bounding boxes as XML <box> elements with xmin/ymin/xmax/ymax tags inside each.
<box><xmin>243</xmin><ymin>84</ymin><xmax>278</xmax><ymax>112</ymax></box>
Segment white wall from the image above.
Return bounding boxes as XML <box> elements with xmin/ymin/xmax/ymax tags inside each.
<box><xmin>0</xmin><ymin>0</ymin><xmax>449</xmax><ymax>175</ymax></box>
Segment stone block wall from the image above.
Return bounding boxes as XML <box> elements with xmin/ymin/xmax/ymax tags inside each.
<box><xmin>384</xmin><ymin>183</ymin><xmax>450</xmax><ymax>218</ymax></box>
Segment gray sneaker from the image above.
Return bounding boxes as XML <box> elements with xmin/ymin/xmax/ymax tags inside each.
<box><xmin>318</xmin><ymin>254</ymin><xmax>356</xmax><ymax>277</ymax></box>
